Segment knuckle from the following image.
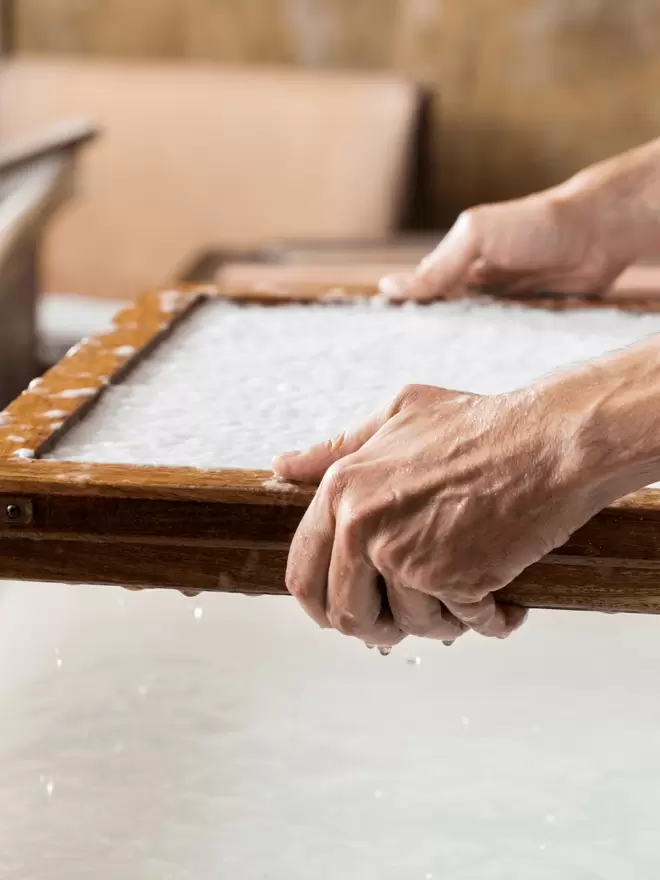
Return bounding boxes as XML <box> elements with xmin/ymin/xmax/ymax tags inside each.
<box><xmin>324</xmin><ymin>460</ymin><xmax>349</xmax><ymax>495</ymax></box>
<box><xmin>324</xmin><ymin>465</ymin><xmax>368</xmax><ymax>525</ymax></box>
<box><xmin>395</xmin><ymin>383</ymin><xmax>426</xmax><ymax>409</ymax></box>
<box><xmin>369</xmin><ymin>545</ymin><xmax>390</xmax><ymax>577</ymax></box>
<box><xmin>329</xmin><ymin>609</ymin><xmax>363</xmax><ymax>636</ymax></box>
<box><xmin>456</xmin><ymin>207</ymin><xmax>480</xmax><ymax>237</ymax></box>
<box><xmin>285</xmin><ymin>570</ymin><xmax>311</xmax><ymax>601</ymax></box>
<box><xmin>581</xmin><ymin>259</ymin><xmax>611</xmax><ymax>291</ymax></box>
<box><xmin>396</xmin><ymin>613</ymin><xmax>433</xmax><ymax>638</ymax></box>
<box><xmin>336</xmin><ymin>496</ymin><xmax>366</xmax><ymax>537</ymax></box>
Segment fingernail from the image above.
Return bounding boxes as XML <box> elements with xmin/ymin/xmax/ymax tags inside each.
<box><xmin>378</xmin><ymin>647</ymin><xmax>392</xmax><ymax>656</ymax></box>
<box><xmin>272</xmin><ymin>450</ymin><xmax>300</xmax><ymax>465</ymax></box>
<box><xmin>377</xmin><ymin>275</ymin><xmax>406</xmax><ymax>300</ymax></box>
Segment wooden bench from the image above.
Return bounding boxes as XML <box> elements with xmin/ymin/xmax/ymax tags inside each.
<box><xmin>0</xmin><ymin>59</ymin><xmax>419</xmax><ymax>301</ymax></box>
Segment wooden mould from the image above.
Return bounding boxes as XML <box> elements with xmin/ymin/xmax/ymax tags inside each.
<box><xmin>3</xmin><ymin>282</ymin><xmax>660</xmax><ymax>615</ymax></box>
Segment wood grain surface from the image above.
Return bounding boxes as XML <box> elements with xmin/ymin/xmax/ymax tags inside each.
<box><xmin>12</xmin><ymin>0</ymin><xmax>660</xmax><ymax>224</ymax></box>
<box><xmin>2</xmin><ymin>282</ymin><xmax>660</xmax><ymax>614</ymax></box>
<box><xmin>0</xmin><ymin>287</ymin><xmax>205</xmax><ymax>459</ymax></box>
<box><xmin>1</xmin><ymin>59</ymin><xmax>417</xmax><ymax>299</ymax></box>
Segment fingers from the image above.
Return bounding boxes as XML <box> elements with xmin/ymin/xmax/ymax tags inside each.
<box><xmin>287</xmin><ymin>490</ymin><xmax>528</xmax><ymax>642</ymax></box>
<box><xmin>459</xmin><ymin>264</ymin><xmax>608</xmax><ymax>298</ymax></box>
<box><xmin>444</xmin><ymin>596</ymin><xmax>527</xmax><ymax>639</ymax></box>
<box><xmin>506</xmin><ymin>274</ymin><xmax>605</xmax><ymax>297</ymax></box>
<box><xmin>285</xmin><ymin>461</ymin><xmax>405</xmax><ymax>645</ymax></box>
<box><xmin>379</xmin><ymin>213</ymin><xmax>481</xmax><ymax>303</ymax></box>
<box><xmin>386</xmin><ymin>581</ymin><xmax>466</xmax><ymax>642</ymax></box>
<box><xmin>463</xmin><ymin>261</ymin><xmax>536</xmax><ymax>293</ymax></box>
<box><xmin>288</xmin><ymin>492</ymin><xmax>527</xmax><ymax>643</ymax></box>
<box><xmin>326</xmin><ymin>510</ymin><xmax>406</xmax><ymax>647</ymax></box>
<box><xmin>428</xmin><ymin>257</ymin><xmax>549</xmax><ymax>298</ymax></box>
<box><xmin>272</xmin><ymin>408</ymin><xmax>392</xmax><ymax>484</ymax></box>
<box><xmin>285</xmin><ymin>489</ymin><xmax>335</xmax><ymax>630</ymax></box>
<box><xmin>377</xmin><ymin>272</ymin><xmax>411</xmax><ymax>300</ymax></box>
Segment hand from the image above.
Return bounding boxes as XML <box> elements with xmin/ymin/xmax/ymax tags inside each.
<box><xmin>273</xmin><ymin>383</ymin><xmax>608</xmax><ymax>648</ymax></box>
<box><xmin>380</xmin><ymin>172</ymin><xmax>644</xmax><ymax>303</ymax></box>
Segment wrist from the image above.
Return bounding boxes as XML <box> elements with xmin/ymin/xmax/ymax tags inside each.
<box><xmin>553</xmin><ymin>139</ymin><xmax>660</xmax><ymax>267</ymax></box>
<box><xmin>533</xmin><ymin>340</ymin><xmax>660</xmax><ymax>505</ymax></box>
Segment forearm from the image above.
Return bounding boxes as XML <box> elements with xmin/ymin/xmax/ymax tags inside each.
<box><xmin>538</xmin><ymin>335</ymin><xmax>660</xmax><ymax>506</ymax></box>
<box><xmin>555</xmin><ymin>137</ymin><xmax>660</xmax><ymax>266</ymax></box>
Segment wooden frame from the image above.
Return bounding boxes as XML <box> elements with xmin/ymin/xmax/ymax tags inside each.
<box><xmin>176</xmin><ymin>237</ymin><xmax>442</xmax><ymax>284</ymax></box>
<box><xmin>3</xmin><ymin>282</ymin><xmax>660</xmax><ymax>614</ymax></box>
<box><xmin>180</xmin><ymin>242</ymin><xmax>660</xmax><ymax>303</ymax></box>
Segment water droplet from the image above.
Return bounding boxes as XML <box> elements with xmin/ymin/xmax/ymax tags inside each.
<box><xmin>374</xmin><ymin>789</ymin><xmax>383</xmax><ymax>798</ymax></box>
<box><xmin>45</xmin><ymin>780</ymin><xmax>54</xmax><ymax>797</ymax></box>
<box><xmin>406</xmin><ymin>656</ymin><xmax>421</xmax><ymax>665</ymax></box>
<box><xmin>56</xmin><ymin>657</ymin><xmax>62</xmax><ymax>670</ymax></box>
<box><xmin>193</xmin><ymin>606</ymin><xmax>203</xmax><ymax>620</ymax></box>
<box><xmin>425</xmin><ymin>874</ymin><xmax>434</xmax><ymax>879</ymax></box>
<box><xmin>539</xmin><ymin>844</ymin><xmax>547</xmax><ymax>851</ymax></box>
<box><xmin>546</xmin><ymin>814</ymin><xmax>555</xmax><ymax>824</ymax></box>
<box><xmin>460</xmin><ymin>716</ymin><xmax>470</xmax><ymax>726</ymax></box>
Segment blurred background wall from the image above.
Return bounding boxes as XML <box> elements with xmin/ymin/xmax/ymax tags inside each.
<box><xmin>9</xmin><ymin>0</ymin><xmax>660</xmax><ymax>225</ymax></box>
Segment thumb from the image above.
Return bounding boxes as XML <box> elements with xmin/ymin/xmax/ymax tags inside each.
<box><xmin>379</xmin><ymin>212</ymin><xmax>480</xmax><ymax>302</ymax></box>
<box><xmin>272</xmin><ymin>407</ymin><xmax>391</xmax><ymax>484</ymax></box>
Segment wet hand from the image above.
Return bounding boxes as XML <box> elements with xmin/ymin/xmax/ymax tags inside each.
<box><xmin>273</xmin><ymin>383</ymin><xmax>602</xmax><ymax>648</ymax></box>
<box><xmin>380</xmin><ymin>182</ymin><xmax>634</xmax><ymax>302</ymax></box>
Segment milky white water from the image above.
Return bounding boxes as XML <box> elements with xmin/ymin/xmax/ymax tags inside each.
<box><xmin>48</xmin><ymin>299</ymin><xmax>660</xmax><ymax>469</ymax></box>
<box><xmin>4</xmin><ymin>299</ymin><xmax>660</xmax><ymax>878</ymax></box>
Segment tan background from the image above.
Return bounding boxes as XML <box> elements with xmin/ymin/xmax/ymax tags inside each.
<box><xmin>10</xmin><ymin>0</ymin><xmax>660</xmax><ymax>225</ymax></box>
